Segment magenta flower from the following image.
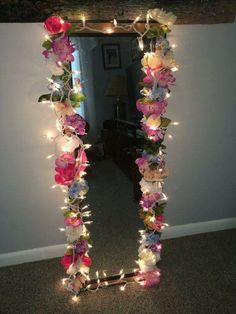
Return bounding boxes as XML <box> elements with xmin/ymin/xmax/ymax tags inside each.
<box><xmin>52</xmin><ymin>35</ymin><xmax>75</xmax><ymax>62</ymax></box>
<box><xmin>144</xmin><ymin>67</ymin><xmax>176</xmax><ymax>88</ymax></box>
<box><xmin>136</xmin><ymin>99</ymin><xmax>167</xmax><ymax>116</ymax></box>
<box><xmin>64</xmin><ymin>114</ymin><xmax>86</xmax><ymax>135</ymax></box>
<box><xmin>140</xmin><ymin>192</ymin><xmax>161</xmax><ymax>209</ymax></box>
<box><xmin>55</xmin><ymin>152</ymin><xmax>76</xmax><ymax>186</ymax></box>
<box><xmin>64</xmin><ymin>217</ymin><xmax>83</xmax><ymax>228</ymax></box>
<box><xmin>137</xmin><ymin>269</ymin><xmax>161</xmax><ymax>287</ymax></box>
<box><xmin>141</xmin><ymin>124</ymin><xmax>164</xmax><ymax>142</ymax></box>
<box><xmin>44</xmin><ymin>16</ymin><xmax>71</xmax><ymax>34</ymax></box>
<box><xmin>75</xmin><ymin>148</ymin><xmax>88</xmax><ymax>179</ymax></box>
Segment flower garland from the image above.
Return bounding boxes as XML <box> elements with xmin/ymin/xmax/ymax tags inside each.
<box><xmin>39</xmin><ymin>8</ymin><xmax>178</xmax><ymax>299</ymax></box>
<box><xmin>135</xmin><ymin>8</ymin><xmax>178</xmax><ymax>287</ymax></box>
<box><xmin>40</xmin><ymin>15</ymin><xmax>93</xmax><ymax>293</ymax></box>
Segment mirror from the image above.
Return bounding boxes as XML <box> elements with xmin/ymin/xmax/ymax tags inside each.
<box><xmin>69</xmin><ymin>35</ymin><xmax>144</xmax><ymax>271</ymax></box>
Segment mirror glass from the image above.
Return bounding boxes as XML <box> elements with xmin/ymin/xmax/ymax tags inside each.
<box><xmin>70</xmin><ymin>35</ymin><xmax>144</xmax><ymax>272</ymax></box>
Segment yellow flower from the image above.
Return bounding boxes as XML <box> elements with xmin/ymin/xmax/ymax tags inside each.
<box><xmin>141</xmin><ymin>52</ymin><xmax>162</xmax><ymax>69</ymax></box>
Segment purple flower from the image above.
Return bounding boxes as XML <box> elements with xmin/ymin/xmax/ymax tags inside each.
<box><xmin>75</xmin><ymin>240</ymin><xmax>88</xmax><ymax>255</ymax></box>
<box><xmin>52</xmin><ymin>35</ymin><xmax>75</xmax><ymax>63</ymax></box>
<box><xmin>64</xmin><ymin>114</ymin><xmax>86</xmax><ymax>135</ymax></box>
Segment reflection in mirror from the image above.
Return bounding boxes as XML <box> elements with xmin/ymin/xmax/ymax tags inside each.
<box><xmin>70</xmin><ymin>35</ymin><xmax>144</xmax><ymax>272</ymax></box>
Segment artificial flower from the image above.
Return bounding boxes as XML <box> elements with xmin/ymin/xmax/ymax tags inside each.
<box><xmin>72</xmin><ymin>274</ymin><xmax>87</xmax><ymax>292</ymax></box>
<box><xmin>61</xmin><ymin>253</ymin><xmax>79</xmax><ymax>270</ymax></box>
<box><xmin>75</xmin><ymin>148</ymin><xmax>88</xmax><ymax>178</ymax></box>
<box><xmin>44</xmin><ymin>15</ymin><xmax>72</xmax><ymax>34</ymax></box>
<box><xmin>54</xmin><ymin>101</ymin><xmax>75</xmax><ymax>116</ymax></box>
<box><xmin>69</xmin><ymin>179</ymin><xmax>89</xmax><ymax>198</ymax></box>
<box><xmin>136</xmin><ymin>99</ymin><xmax>167</xmax><ymax>116</ymax></box>
<box><xmin>144</xmin><ymin>67</ymin><xmax>176</xmax><ymax>88</ymax></box>
<box><xmin>55</xmin><ymin>152</ymin><xmax>76</xmax><ymax>186</ymax></box>
<box><xmin>52</xmin><ymin>35</ymin><xmax>75</xmax><ymax>63</ymax></box>
<box><xmin>137</xmin><ymin>269</ymin><xmax>161</xmax><ymax>287</ymax></box>
<box><xmin>148</xmin><ymin>8</ymin><xmax>177</xmax><ymax>27</ymax></box>
<box><xmin>141</xmin><ymin>52</ymin><xmax>162</xmax><ymax>69</ymax></box>
<box><xmin>81</xmin><ymin>255</ymin><xmax>92</xmax><ymax>267</ymax></box>
<box><xmin>140</xmin><ymin>178</ymin><xmax>163</xmax><ymax>194</ymax></box>
<box><xmin>63</xmin><ymin>114</ymin><xmax>86</xmax><ymax>135</ymax></box>
<box><xmin>140</xmin><ymin>192</ymin><xmax>161</xmax><ymax>209</ymax></box>
<box><xmin>141</xmin><ymin>114</ymin><xmax>161</xmax><ymax>130</ymax></box>
<box><xmin>64</xmin><ymin>216</ymin><xmax>83</xmax><ymax>228</ymax></box>
<box><xmin>142</xmin><ymin>232</ymin><xmax>160</xmax><ymax>247</ymax></box>
<box><xmin>65</xmin><ymin>225</ymin><xmax>84</xmax><ymax>243</ymax></box>
<box><xmin>75</xmin><ymin>239</ymin><xmax>89</xmax><ymax>255</ymax></box>
<box><xmin>162</xmin><ymin>50</ymin><xmax>177</xmax><ymax>69</ymax></box>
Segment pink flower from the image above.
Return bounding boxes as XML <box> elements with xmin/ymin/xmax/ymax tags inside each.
<box><xmin>140</xmin><ymin>192</ymin><xmax>161</xmax><ymax>209</ymax></box>
<box><xmin>64</xmin><ymin>217</ymin><xmax>83</xmax><ymax>227</ymax></box>
<box><xmin>44</xmin><ymin>16</ymin><xmax>71</xmax><ymax>34</ymax></box>
<box><xmin>75</xmin><ymin>148</ymin><xmax>88</xmax><ymax>178</ymax></box>
<box><xmin>63</xmin><ymin>114</ymin><xmax>86</xmax><ymax>135</ymax></box>
<box><xmin>141</xmin><ymin>124</ymin><xmax>164</xmax><ymax>142</ymax></box>
<box><xmin>81</xmin><ymin>255</ymin><xmax>92</xmax><ymax>267</ymax></box>
<box><xmin>144</xmin><ymin>67</ymin><xmax>176</xmax><ymax>88</ymax></box>
<box><xmin>137</xmin><ymin>269</ymin><xmax>161</xmax><ymax>287</ymax></box>
<box><xmin>52</xmin><ymin>35</ymin><xmax>75</xmax><ymax>62</ymax></box>
<box><xmin>55</xmin><ymin>152</ymin><xmax>76</xmax><ymax>186</ymax></box>
<box><xmin>42</xmin><ymin>50</ymin><xmax>50</xmax><ymax>58</ymax></box>
<box><xmin>136</xmin><ymin>99</ymin><xmax>167</xmax><ymax>116</ymax></box>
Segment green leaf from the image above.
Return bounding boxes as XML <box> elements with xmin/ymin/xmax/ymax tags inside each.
<box><xmin>42</xmin><ymin>40</ymin><xmax>52</xmax><ymax>50</ymax></box>
<box><xmin>160</xmin><ymin>117</ymin><xmax>171</xmax><ymax>127</ymax></box>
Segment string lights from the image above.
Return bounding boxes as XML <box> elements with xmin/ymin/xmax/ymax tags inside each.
<box><xmin>39</xmin><ymin>7</ymin><xmax>179</xmax><ymax>300</ymax></box>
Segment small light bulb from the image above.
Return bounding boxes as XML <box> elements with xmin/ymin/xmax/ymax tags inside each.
<box><xmin>134</xmin><ymin>16</ymin><xmax>140</xmax><ymax>23</ymax></box>
<box><xmin>106</xmin><ymin>28</ymin><xmax>113</xmax><ymax>34</ymax></box>
<box><xmin>72</xmin><ymin>295</ymin><xmax>79</xmax><ymax>302</ymax></box>
<box><xmin>171</xmin><ymin>43</ymin><xmax>177</xmax><ymax>49</ymax></box>
<box><xmin>120</xmin><ymin>285</ymin><xmax>126</xmax><ymax>291</ymax></box>
<box><xmin>46</xmin><ymin>154</ymin><xmax>54</xmax><ymax>159</ymax></box>
<box><xmin>113</xmin><ymin>18</ymin><xmax>117</xmax><ymax>27</ymax></box>
<box><xmin>82</xmin><ymin>15</ymin><xmax>86</xmax><ymax>26</ymax></box>
<box><xmin>168</xmin><ymin>134</ymin><xmax>173</xmax><ymax>139</ymax></box>
<box><xmin>51</xmin><ymin>184</ymin><xmax>57</xmax><ymax>189</ymax></box>
<box><xmin>138</xmin><ymin>37</ymin><xmax>144</xmax><ymax>51</ymax></box>
<box><xmin>59</xmin><ymin>227</ymin><xmax>65</xmax><ymax>232</ymax></box>
<box><xmin>119</xmin><ymin>269</ymin><xmax>124</xmax><ymax>275</ymax></box>
<box><xmin>166</xmin><ymin>92</ymin><xmax>171</xmax><ymax>98</ymax></box>
<box><xmin>171</xmin><ymin>66</ymin><xmax>179</xmax><ymax>72</ymax></box>
<box><xmin>172</xmin><ymin>121</ymin><xmax>180</xmax><ymax>126</ymax></box>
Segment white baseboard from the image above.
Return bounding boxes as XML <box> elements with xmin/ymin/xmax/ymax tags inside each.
<box><xmin>0</xmin><ymin>217</ymin><xmax>235</xmax><ymax>268</ymax></box>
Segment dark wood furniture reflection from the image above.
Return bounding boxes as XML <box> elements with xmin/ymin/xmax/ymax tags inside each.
<box><xmin>102</xmin><ymin>119</ymin><xmax>143</xmax><ymax>201</ymax></box>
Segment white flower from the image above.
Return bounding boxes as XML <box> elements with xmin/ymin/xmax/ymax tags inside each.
<box><xmin>142</xmin><ymin>114</ymin><xmax>161</xmax><ymax>130</ymax></box>
<box><xmin>46</xmin><ymin>55</ymin><xmax>64</xmax><ymax>76</ymax></box>
<box><xmin>141</xmin><ymin>52</ymin><xmax>162</xmax><ymax>69</ymax></box>
<box><xmin>138</xmin><ymin>259</ymin><xmax>157</xmax><ymax>272</ymax></box>
<box><xmin>139</xmin><ymin>247</ymin><xmax>158</xmax><ymax>265</ymax></box>
<box><xmin>65</xmin><ymin>225</ymin><xmax>84</xmax><ymax>243</ymax></box>
<box><xmin>148</xmin><ymin>8</ymin><xmax>177</xmax><ymax>27</ymax></box>
<box><xmin>140</xmin><ymin>178</ymin><xmax>162</xmax><ymax>193</ymax></box>
<box><xmin>162</xmin><ymin>50</ymin><xmax>177</xmax><ymax>69</ymax></box>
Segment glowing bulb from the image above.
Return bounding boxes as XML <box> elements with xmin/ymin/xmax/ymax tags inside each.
<box><xmin>46</xmin><ymin>154</ymin><xmax>54</xmax><ymax>159</ymax></box>
<box><xmin>134</xmin><ymin>16</ymin><xmax>140</xmax><ymax>23</ymax></box>
<box><xmin>166</xmin><ymin>92</ymin><xmax>171</xmax><ymax>98</ymax></box>
<box><xmin>172</xmin><ymin>121</ymin><xmax>179</xmax><ymax>125</ymax></box>
<box><xmin>120</xmin><ymin>285</ymin><xmax>126</xmax><ymax>291</ymax></box>
<box><xmin>59</xmin><ymin>227</ymin><xmax>65</xmax><ymax>232</ymax></box>
<box><xmin>60</xmin><ymin>18</ymin><xmax>64</xmax><ymax>24</ymax></box>
<box><xmin>106</xmin><ymin>28</ymin><xmax>113</xmax><ymax>34</ymax></box>
<box><xmin>61</xmin><ymin>278</ymin><xmax>67</xmax><ymax>285</ymax></box>
<box><xmin>138</xmin><ymin>37</ymin><xmax>144</xmax><ymax>51</ymax></box>
<box><xmin>46</xmin><ymin>131</ymin><xmax>54</xmax><ymax>141</ymax></box>
<box><xmin>103</xmin><ymin>271</ymin><xmax>107</xmax><ymax>277</ymax></box>
<box><xmin>72</xmin><ymin>295</ymin><xmax>79</xmax><ymax>302</ymax></box>
<box><xmin>171</xmin><ymin>43</ymin><xmax>177</xmax><ymax>49</ymax></box>
<box><xmin>73</xmin><ymin>86</ymin><xmax>79</xmax><ymax>93</ymax></box>
<box><xmin>82</xmin><ymin>15</ymin><xmax>86</xmax><ymax>26</ymax></box>
<box><xmin>49</xmin><ymin>103</ymin><xmax>55</xmax><ymax>109</ymax></box>
<box><xmin>171</xmin><ymin>66</ymin><xmax>179</xmax><ymax>72</ymax></box>
<box><xmin>96</xmin><ymin>271</ymin><xmax>99</xmax><ymax>278</ymax></box>
<box><xmin>113</xmin><ymin>18</ymin><xmax>117</xmax><ymax>27</ymax></box>
<box><xmin>168</xmin><ymin>134</ymin><xmax>173</xmax><ymax>139</ymax></box>
<box><xmin>84</xmin><ymin>144</ymin><xmax>92</xmax><ymax>149</ymax></box>
<box><xmin>51</xmin><ymin>184</ymin><xmax>57</xmax><ymax>189</ymax></box>
<box><xmin>120</xmin><ymin>274</ymin><xmax>125</xmax><ymax>279</ymax></box>
<box><xmin>119</xmin><ymin>269</ymin><xmax>124</xmax><ymax>275</ymax></box>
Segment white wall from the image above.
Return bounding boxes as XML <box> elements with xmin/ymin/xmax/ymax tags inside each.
<box><xmin>0</xmin><ymin>23</ymin><xmax>235</xmax><ymax>255</ymax></box>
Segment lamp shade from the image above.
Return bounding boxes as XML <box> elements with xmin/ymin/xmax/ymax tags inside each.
<box><xmin>104</xmin><ymin>75</ymin><xmax>128</xmax><ymax>97</ymax></box>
